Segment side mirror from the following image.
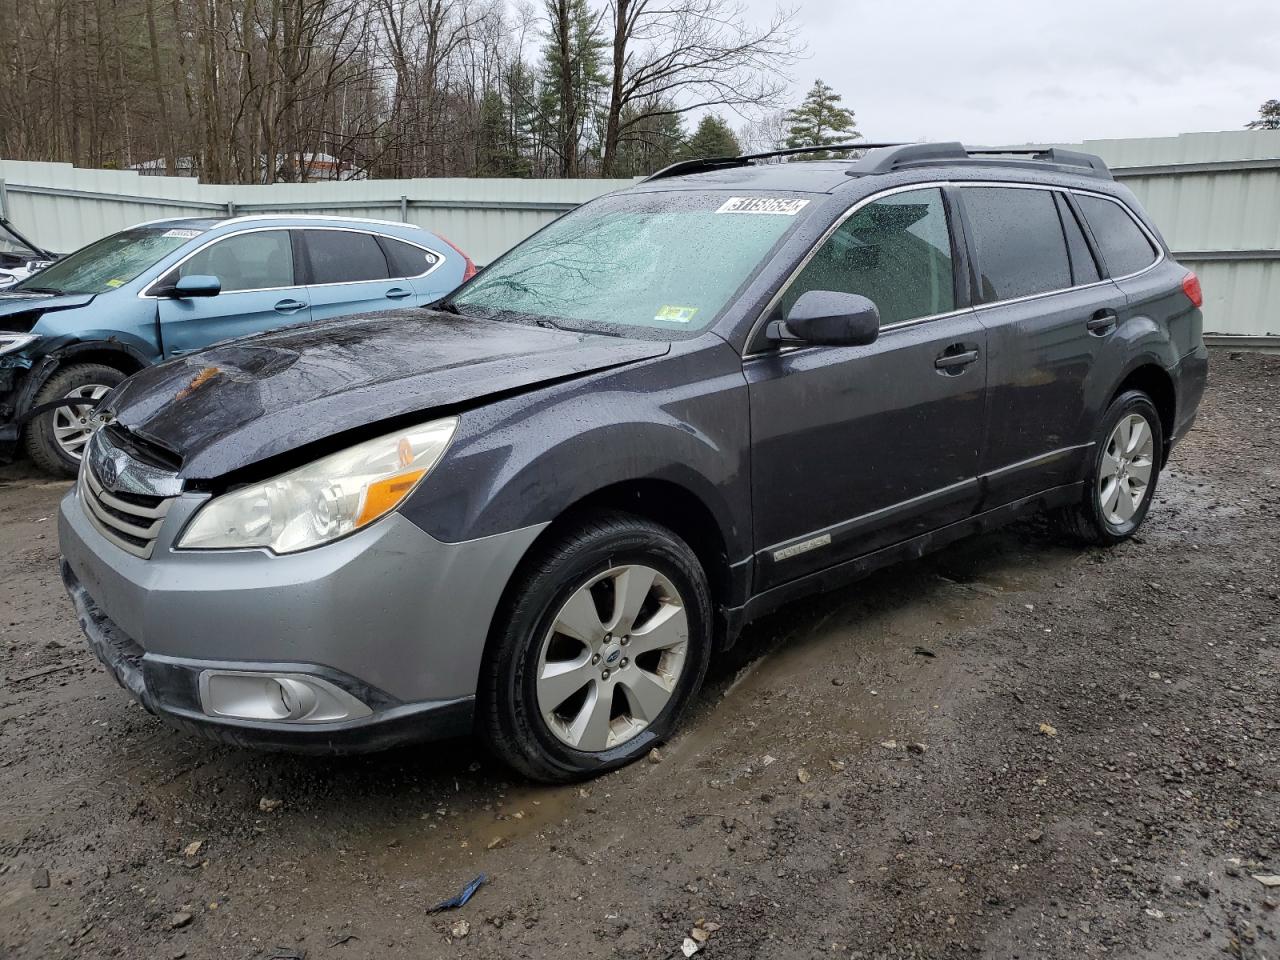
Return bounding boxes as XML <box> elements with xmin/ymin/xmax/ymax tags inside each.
<box><xmin>168</xmin><ymin>275</ymin><xmax>221</xmax><ymax>299</ymax></box>
<box><xmin>767</xmin><ymin>290</ymin><xmax>880</xmax><ymax>347</ymax></box>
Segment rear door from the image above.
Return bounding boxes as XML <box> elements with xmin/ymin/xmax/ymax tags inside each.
<box><xmin>746</xmin><ymin>186</ymin><xmax>988</xmax><ymax>592</ymax></box>
<box><xmin>959</xmin><ymin>184</ymin><xmax>1124</xmax><ymax>505</ymax></box>
<box><xmin>300</xmin><ymin>229</ymin><xmax>421</xmax><ymax>320</ymax></box>
<box><xmin>377</xmin><ymin>234</ymin><xmax>450</xmax><ymax>302</ymax></box>
<box><xmin>155</xmin><ymin>229</ymin><xmax>311</xmax><ymax>357</ymax></box>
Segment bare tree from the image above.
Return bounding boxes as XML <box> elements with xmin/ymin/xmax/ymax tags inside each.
<box><xmin>598</xmin><ymin>0</ymin><xmax>800</xmax><ymax>175</ymax></box>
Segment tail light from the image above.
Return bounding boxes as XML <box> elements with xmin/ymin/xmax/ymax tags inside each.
<box><xmin>438</xmin><ymin>233</ymin><xmax>477</xmax><ymax>282</ymax></box>
<box><xmin>1181</xmin><ymin>271</ymin><xmax>1203</xmax><ymax>308</ymax></box>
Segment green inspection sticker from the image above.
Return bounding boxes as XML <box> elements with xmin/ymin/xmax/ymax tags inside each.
<box><xmin>654</xmin><ymin>305</ymin><xmax>699</xmax><ymax>324</ymax></box>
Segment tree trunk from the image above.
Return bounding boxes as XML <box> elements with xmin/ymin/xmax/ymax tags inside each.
<box><xmin>601</xmin><ymin>0</ymin><xmax>628</xmax><ymax>177</ymax></box>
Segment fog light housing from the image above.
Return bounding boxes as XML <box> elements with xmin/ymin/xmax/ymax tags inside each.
<box><xmin>198</xmin><ymin>670</ymin><xmax>372</xmax><ymax>723</ymax></box>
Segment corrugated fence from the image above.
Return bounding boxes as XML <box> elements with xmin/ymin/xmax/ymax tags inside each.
<box><xmin>3</xmin><ymin>128</ymin><xmax>1279</xmax><ymax>342</ymax></box>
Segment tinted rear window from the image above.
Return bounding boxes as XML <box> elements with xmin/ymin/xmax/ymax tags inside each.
<box><xmin>962</xmin><ymin>187</ymin><xmax>1071</xmax><ymax>302</ymax></box>
<box><xmin>380</xmin><ymin>237</ymin><xmax>439</xmax><ymax>278</ymax></box>
<box><xmin>1075</xmin><ymin>194</ymin><xmax>1158</xmax><ymax>278</ymax></box>
<box><xmin>1055</xmin><ymin>193</ymin><xmax>1100</xmax><ymax>285</ymax></box>
<box><xmin>304</xmin><ymin>230</ymin><xmax>389</xmax><ymax>284</ymax></box>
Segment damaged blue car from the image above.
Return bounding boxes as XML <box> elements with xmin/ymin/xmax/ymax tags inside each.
<box><xmin>0</xmin><ymin>214</ymin><xmax>474</xmax><ymax>475</ymax></box>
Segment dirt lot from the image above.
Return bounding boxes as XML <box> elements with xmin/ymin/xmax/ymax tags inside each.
<box><xmin>1</xmin><ymin>352</ymin><xmax>1277</xmax><ymax>960</ymax></box>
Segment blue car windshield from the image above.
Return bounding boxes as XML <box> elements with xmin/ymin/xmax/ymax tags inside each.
<box><xmin>452</xmin><ymin>190</ymin><xmax>812</xmax><ymax>335</ymax></box>
<box><xmin>15</xmin><ymin>226</ymin><xmax>205</xmax><ymax>295</ymax></box>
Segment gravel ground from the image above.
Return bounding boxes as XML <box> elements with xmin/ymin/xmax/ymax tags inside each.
<box><xmin>1</xmin><ymin>351</ymin><xmax>1276</xmax><ymax>960</ymax></box>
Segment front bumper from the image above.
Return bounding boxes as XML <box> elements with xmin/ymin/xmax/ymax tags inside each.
<box><xmin>58</xmin><ymin>485</ymin><xmax>545</xmax><ymax>753</ymax></box>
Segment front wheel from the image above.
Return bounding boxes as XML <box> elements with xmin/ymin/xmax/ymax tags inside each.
<box><xmin>1054</xmin><ymin>390</ymin><xmax>1163</xmax><ymax>545</ymax></box>
<box><xmin>478</xmin><ymin>512</ymin><xmax>713</xmax><ymax>782</ymax></box>
<box><xmin>24</xmin><ymin>363</ymin><xmax>125</xmax><ymax>477</ymax></box>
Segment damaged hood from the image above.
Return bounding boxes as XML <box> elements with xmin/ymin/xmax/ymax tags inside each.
<box><xmin>0</xmin><ymin>290</ymin><xmax>95</xmax><ymax>318</ymax></box>
<box><xmin>104</xmin><ymin>310</ymin><xmax>670</xmax><ymax>479</ymax></box>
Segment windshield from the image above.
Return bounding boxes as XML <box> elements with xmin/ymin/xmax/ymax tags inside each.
<box><xmin>452</xmin><ymin>190</ymin><xmax>812</xmax><ymax>335</ymax></box>
<box><xmin>15</xmin><ymin>225</ymin><xmax>205</xmax><ymax>295</ymax></box>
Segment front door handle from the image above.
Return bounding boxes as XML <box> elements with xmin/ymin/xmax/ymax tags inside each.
<box><xmin>934</xmin><ymin>347</ymin><xmax>980</xmax><ymax>373</ymax></box>
<box><xmin>274</xmin><ymin>299</ymin><xmax>307</xmax><ymax>314</ymax></box>
<box><xmin>1087</xmin><ymin>311</ymin><xmax>1118</xmax><ymax>335</ymax></box>
<box><xmin>385</xmin><ymin>287</ymin><xmax>412</xmax><ymax>300</ymax></box>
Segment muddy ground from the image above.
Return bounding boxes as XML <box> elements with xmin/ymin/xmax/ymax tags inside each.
<box><xmin>1</xmin><ymin>352</ymin><xmax>1277</xmax><ymax>960</ymax></box>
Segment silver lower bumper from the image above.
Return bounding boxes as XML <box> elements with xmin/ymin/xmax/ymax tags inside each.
<box><xmin>59</xmin><ymin>486</ymin><xmax>545</xmax><ymax>707</ymax></box>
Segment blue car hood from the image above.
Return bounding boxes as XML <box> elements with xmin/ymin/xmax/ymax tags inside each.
<box><xmin>0</xmin><ymin>290</ymin><xmax>96</xmax><ymax>319</ymax></box>
<box><xmin>102</xmin><ymin>310</ymin><xmax>670</xmax><ymax>480</ymax></box>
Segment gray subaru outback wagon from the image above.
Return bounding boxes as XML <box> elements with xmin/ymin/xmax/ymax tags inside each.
<box><xmin>59</xmin><ymin>142</ymin><xmax>1207</xmax><ymax>781</ymax></box>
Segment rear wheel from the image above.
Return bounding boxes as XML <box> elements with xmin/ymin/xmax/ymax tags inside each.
<box><xmin>1054</xmin><ymin>390</ymin><xmax>1163</xmax><ymax>545</ymax></box>
<box><xmin>479</xmin><ymin>512</ymin><xmax>712</xmax><ymax>782</ymax></box>
<box><xmin>24</xmin><ymin>363</ymin><xmax>125</xmax><ymax>477</ymax></box>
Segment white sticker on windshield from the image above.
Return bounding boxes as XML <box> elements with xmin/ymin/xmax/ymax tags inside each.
<box><xmin>716</xmin><ymin>196</ymin><xmax>810</xmax><ymax>216</ymax></box>
<box><xmin>161</xmin><ymin>229</ymin><xmax>202</xmax><ymax>239</ymax></box>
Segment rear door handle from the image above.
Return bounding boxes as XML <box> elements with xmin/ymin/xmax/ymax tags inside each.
<box><xmin>1087</xmin><ymin>312</ymin><xmax>1118</xmax><ymax>335</ymax></box>
<box><xmin>385</xmin><ymin>287</ymin><xmax>412</xmax><ymax>300</ymax></box>
<box><xmin>934</xmin><ymin>348</ymin><xmax>980</xmax><ymax>372</ymax></box>
<box><xmin>274</xmin><ymin>299</ymin><xmax>307</xmax><ymax>314</ymax></box>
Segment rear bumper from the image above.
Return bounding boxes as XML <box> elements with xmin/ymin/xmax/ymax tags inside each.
<box><xmin>1169</xmin><ymin>343</ymin><xmax>1209</xmax><ymax>453</ymax></box>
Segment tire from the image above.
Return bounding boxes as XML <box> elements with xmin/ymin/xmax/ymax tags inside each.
<box><xmin>1054</xmin><ymin>390</ymin><xmax>1163</xmax><ymax>546</ymax></box>
<box><xmin>478</xmin><ymin>511</ymin><xmax>713</xmax><ymax>782</ymax></box>
<box><xmin>23</xmin><ymin>363</ymin><xmax>125</xmax><ymax>477</ymax></box>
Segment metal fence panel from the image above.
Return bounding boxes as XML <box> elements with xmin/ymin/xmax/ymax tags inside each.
<box><xmin>4</xmin><ymin>130</ymin><xmax>1280</xmax><ymax>339</ymax></box>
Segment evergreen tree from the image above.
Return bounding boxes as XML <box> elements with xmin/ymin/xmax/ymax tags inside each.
<box><xmin>540</xmin><ymin>0</ymin><xmax>607</xmax><ymax>176</ymax></box>
<box><xmin>680</xmin><ymin>115</ymin><xmax>742</xmax><ymax>160</ymax></box>
<box><xmin>475</xmin><ymin>89</ymin><xmax>531</xmax><ymax>178</ymax></box>
<box><xmin>1246</xmin><ymin>99</ymin><xmax>1280</xmax><ymax>130</ymax></box>
<box><xmin>784</xmin><ymin>79</ymin><xmax>859</xmax><ymax>160</ymax></box>
<box><xmin>610</xmin><ymin>104</ymin><xmax>686</xmax><ymax>176</ymax></box>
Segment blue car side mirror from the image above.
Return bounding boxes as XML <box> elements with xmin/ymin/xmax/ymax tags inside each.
<box><xmin>169</xmin><ymin>275</ymin><xmax>221</xmax><ymax>299</ymax></box>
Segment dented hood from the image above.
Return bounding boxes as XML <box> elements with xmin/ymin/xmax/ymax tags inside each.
<box><xmin>0</xmin><ymin>290</ymin><xmax>96</xmax><ymax>318</ymax></box>
<box><xmin>104</xmin><ymin>310</ymin><xmax>670</xmax><ymax>479</ymax></box>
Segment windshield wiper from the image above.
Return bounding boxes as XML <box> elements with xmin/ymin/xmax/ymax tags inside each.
<box><xmin>16</xmin><ymin>285</ymin><xmax>61</xmax><ymax>295</ymax></box>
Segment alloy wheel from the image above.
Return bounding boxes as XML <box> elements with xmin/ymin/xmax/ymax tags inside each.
<box><xmin>50</xmin><ymin>383</ymin><xmax>111</xmax><ymax>462</ymax></box>
<box><xmin>535</xmin><ymin>564</ymin><xmax>689</xmax><ymax>752</ymax></box>
<box><xmin>1099</xmin><ymin>412</ymin><xmax>1155</xmax><ymax>525</ymax></box>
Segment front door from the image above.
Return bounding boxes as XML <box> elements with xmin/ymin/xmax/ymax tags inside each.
<box><xmin>157</xmin><ymin>229</ymin><xmax>311</xmax><ymax>356</ymax></box>
<box><xmin>746</xmin><ymin>186</ymin><xmax>987</xmax><ymax>592</ymax></box>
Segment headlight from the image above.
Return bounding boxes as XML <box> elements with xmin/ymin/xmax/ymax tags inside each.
<box><xmin>178</xmin><ymin>418</ymin><xmax>458</xmax><ymax>554</ymax></box>
<box><xmin>0</xmin><ymin>333</ymin><xmax>38</xmax><ymax>354</ymax></box>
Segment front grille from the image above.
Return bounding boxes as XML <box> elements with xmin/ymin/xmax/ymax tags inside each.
<box><xmin>79</xmin><ymin>459</ymin><xmax>173</xmax><ymax>559</ymax></box>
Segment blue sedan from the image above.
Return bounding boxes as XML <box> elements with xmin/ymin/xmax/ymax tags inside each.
<box><xmin>0</xmin><ymin>215</ymin><xmax>475</xmax><ymax>475</ymax></box>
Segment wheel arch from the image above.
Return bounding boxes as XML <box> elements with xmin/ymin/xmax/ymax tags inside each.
<box><xmin>1110</xmin><ymin>362</ymin><xmax>1176</xmax><ymax>464</ymax></box>
<box><xmin>14</xmin><ymin>340</ymin><xmax>149</xmax><ymax>419</ymax></box>
<box><xmin>485</xmin><ymin>476</ymin><xmax>741</xmax><ymax>665</ymax></box>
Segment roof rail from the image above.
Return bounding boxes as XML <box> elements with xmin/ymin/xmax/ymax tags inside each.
<box><xmin>643</xmin><ymin>142</ymin><xmax>906</xmax><ymax>182</ymax></box>
<box><xmin>846</xmin><ymin>142</ymin><xmax>1112</xmax><ymax>180</ymax></box>
<box><xmin>643</xmin><ymin>140</ymin><xmax>1113</xmax><ymax>183</ymax></box>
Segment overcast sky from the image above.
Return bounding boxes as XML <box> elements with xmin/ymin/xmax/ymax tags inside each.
<box><xmin>743</xmin><ymin>0</ymin><xmax>1279</xmax><ymax>144</ymax></box>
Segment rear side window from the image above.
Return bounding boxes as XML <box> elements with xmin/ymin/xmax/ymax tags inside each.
<box><xmin>961</xmin><ymin>187</ymin><xmax>1071</xmax><ymax>301</ymax></box>
<box><xmin>304</xmin><ymin>230</ymin><xmax>390</xmax><ymax>284</ymax></box>
<box><xmin>171</xmin><ymin>230</ymin><xmax>294</xmax><ymax>292</ymax></box>
<box><xmin>1075</xmin><ymin>194</ymin><xmax>1158</xmax><ymax>278</ymax></box>
<box><xmin>379</xmin><ymin>237</ymin><xmax>439</xmax><ymax>278</ymax></box>
<box><xmin>779</xmin><ymin>187</ymin><xmax>955</xmax><ymax>326</ymax></box>
<box><xmin>1054</xmin><ymin>194</ymin><xmax>1101</xmax><ymax>285</ymax></box>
